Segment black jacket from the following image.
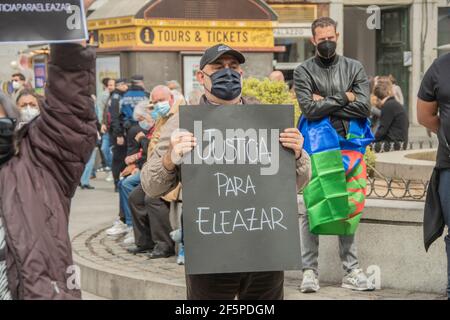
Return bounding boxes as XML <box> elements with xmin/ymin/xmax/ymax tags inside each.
<box><xmin>126</xmin><ymin>124</ymin><xmax>151</xmax><ymax>170</ymax></box>
<box><xmin>109</xmin><ymin>89</ymin><xmax>125</xmax><ymax>139</ymax></box>
<box><xmin>294</xmin><ymin>55</ymin><xmax>371</xmax><ymax>136</ymax></box>
<box><xmin>424</xmin><ymin>168</ymin><xmax>445</xmax><ymax>251</ymax></box>
<box><xmin>375</xmin><ymin>97</ymin><xmax>409</xmax><ymax>142</ymax></box>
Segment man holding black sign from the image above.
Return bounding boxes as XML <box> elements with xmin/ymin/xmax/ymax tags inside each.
<box><xmin>141</xmin><ymin>44</ymin><xmax>312</xmax><ymax>300</ymax></box>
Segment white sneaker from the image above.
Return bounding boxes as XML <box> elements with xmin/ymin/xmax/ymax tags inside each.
<box><xmin>177</xmin><ymin>243</ymin><xmax>185</xmax><ymax>265</ymax></box>
<box><xmin>123</xmin><ymin>228</ymin><xmax>135</xmax><ymax>245</ymax></box>
<box><xmin>105</xmin><ymin>219</ymin><xmax>128</xmax><ymax>236</ymax></box>
<box><xmin>300</xmin><ymin>270</ymin><xmax>320</xmax><ymax>293</ymax></box>
<box><xmin>105</xmin><ymin>172</ymin><xmax>114</xmax><ymax>182</ymax></box>
<box><xmin>342</xmin><ymin>268</ymin><xmax>375</xmax><ymax>291</ymax></box>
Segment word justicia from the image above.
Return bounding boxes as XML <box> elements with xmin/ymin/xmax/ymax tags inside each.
<box><xmin>0</xmin><ymin>2</ymin><xmax>72</xmax><ymax>13</ymax></box>
<box><xmin>183</xmin><ymin>121</ymin><xmax>280</xmax><ymax>176</ymax></box>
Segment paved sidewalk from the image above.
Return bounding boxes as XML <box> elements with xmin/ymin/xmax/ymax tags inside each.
<box><xmin>70</xmin><ymin>174</ymin><xmax>118</xmax><ymax>237</ymax></box>
<box><xmin>70</xmin><ymin>174</ymin><xmax>446</xmax><ymax>300</ymax></box>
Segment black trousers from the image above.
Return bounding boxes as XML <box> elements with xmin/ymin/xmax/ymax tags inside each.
<box><xmin>97</xmin><ymin>144</ymin><xmax>106</xmax><ymax>168</ymax></box>
<box><xmin>129</xmin><ymin>184</ymin><xmax>174</xmax><ymax>252</ymax></box>
<box><xmin>129</xmin><ymin>185</ymin><xmax>154</xmax><ymax>248</ymax></box>
<box><xmin>186</xmin><ymin>271</ymin><xmax>284</xmax><ymax>300</ymax></box>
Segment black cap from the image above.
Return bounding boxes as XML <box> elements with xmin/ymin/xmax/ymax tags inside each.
<box><xmin>200</xmin><ymin>44</ymin><xmax>246</xmax><ymax>71</ymax></box>
<box><xmin>115</xmin><ymin>78</ymin><xmax>127</xmax><ymax>86</ymax></box>
<box><xmin>131</xmin><ymin>75</ymin><xmax>144</xmax><ymax>83</ymax></box>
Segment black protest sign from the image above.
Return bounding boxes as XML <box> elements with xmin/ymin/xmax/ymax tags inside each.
<box><xmin>180</xmin><ymin>105</ymin><xmax>302</xmax><ymax>275</ymax></box>
<box><xmin>0</xmin><ymin>1</ymin><xmax>88</xmax><ymax>43</ymax></box>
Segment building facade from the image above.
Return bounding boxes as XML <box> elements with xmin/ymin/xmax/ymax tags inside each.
<box><xmin>86</xmin><ymin>0</ymin><xmax>446</xmax><ymax>124</ymax></box>
<box><xmin>88</xmin><ymin>0</ymin><xmax>280</xmax><ymax>97</ymax></box>
<box><xmin>267</xmin><ymin>0</ymin><xmax>445</xmax><ymax>125</ymax></box>
<box><xmin>266</xmin><ymin>0</ymin><xmax>330</xmax><ymax>79</ymax></box>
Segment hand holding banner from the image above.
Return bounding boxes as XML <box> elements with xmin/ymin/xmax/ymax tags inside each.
<box><xmin>0</xmin><ymin>0</ymin><xmax>89</xmax><ymax>43</ymax></box>
<box><xmin>180</xmin><ymin>105</ymin><xmax>302</xmax><ymax>275</ymax></box>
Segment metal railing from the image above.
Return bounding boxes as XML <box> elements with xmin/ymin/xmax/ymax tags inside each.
<box><xmin>366</xmin><ymin>177</ymin><xmax>428</xmax><ymax>201</ymax></box>
<box><xmin>298</xmin><ymin>177</ymin><xmax>429</xmax><ymax>201</ymax></box>
<box><xmin>297</xmin><ymin>139</ymin><xmax>434</xmax><ymax>201</ymax></box>
<box><xmin>364</xmin><ymin>139</ymin><xmax>436</xmax><ymax>200</ymax></box>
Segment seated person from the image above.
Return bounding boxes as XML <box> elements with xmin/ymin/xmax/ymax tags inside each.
<box><xmin>127</xmin><ymin>85</ymin><xmax>178</xmax><ymax>260</ymax></box>
<box><xmin>117</xmin><ymin>100</ymin><xmax>155</xmax><ymax>244</ymax></box>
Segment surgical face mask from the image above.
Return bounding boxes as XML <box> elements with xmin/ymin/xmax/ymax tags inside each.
<box><xmin>0</xmin><ymin>117</ymin><xmax>16</xmax><ymax>166</ymax></box>
<box><xmin>12</xmin><ymin>81</ymin><xmax>21</xmax><ymax>90</ymax></box>
<box><xmin>139</xmin><ymin>120</ymin><xmax>153</xmax><ymax>131</ymax></box>
<box><xmin>19</xmin><ymin>105</ymin><xmax>40</xmax><ymax>123</ymax></box>
<box><xmin>151</xmin><ymin>101</ymin><xmax>171</xmax><ymax>120</ymax></box>
<box><xmin>316</xmin><ymin>40</ymin><xmax>337</xmax><ymax>59</ymax></box>
<box><xmin>204</xmin><ymin>68</ymin><xmax>242</xmax><ymax>101</ymax></box>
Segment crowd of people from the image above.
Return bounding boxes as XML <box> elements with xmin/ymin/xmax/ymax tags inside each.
<box><xmin>0</xmin><ymin>11</ymin><xmax>448</xmax><ymax>301</ymax></box>
<box><xmin>98</xmin><ymin>79</ymin><xmax>187</xmax><ymax>263</ymax></box>
<box><xmin>70</xmin><ymin>73</ymin><xmax>192</xmax><ymax>265</ymax></box>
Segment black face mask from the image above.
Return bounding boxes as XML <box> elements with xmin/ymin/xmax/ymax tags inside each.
<box><xmin>204</xmin><ymin>68</ymin><xmax>242</xmax><ymax>101</ymax></box>
<box><xmin>317</xmin><ymin>40</ymin><xmax>337</xmax><ymax>59</ymax></box>
<box><xmin>0</xmin><ymin>118</ymin><xmax>16</xmax><ymax>166</ymax></box>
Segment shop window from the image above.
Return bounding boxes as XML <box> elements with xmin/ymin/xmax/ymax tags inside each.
<box><xmin>274</xmin><ymin>38</ymin><xmax>315</xmax><ymax>64</ymax></box>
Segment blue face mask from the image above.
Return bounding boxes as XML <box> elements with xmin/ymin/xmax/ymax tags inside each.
<box><xmin>151</xmin><ymin>101</ymin><xmax>171</xmax><ymax>120</ymax></box>
<box><xmin>139</xmin><ymin>120</ymin><xmax>152</xmax><ymax>131</ymax></box>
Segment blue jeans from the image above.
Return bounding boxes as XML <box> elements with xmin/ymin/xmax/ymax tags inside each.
<box><xmin>81</xmin><ymin>150</ymin><xmax>96</xmax><ymax>186</ymax></box>
<box><xmin>118</xmin><ymin>172</ymin><xmax>141</xmax><ymax>227</ymax></box>
<box><xmin>101</xmin><ymin>133</ymin><xmax>113</xmax><ymax>168</ymax></box>
<box><xmin>439</xmin><ymin>169</ymin><xmax>450</xmax><ymax>298</ymax></box>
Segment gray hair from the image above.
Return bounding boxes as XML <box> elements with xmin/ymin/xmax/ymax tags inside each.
<box><xmin>166</xmin><ymin>80</ymin><xmax>181</xmax><ymax>91</ymax></box>
<box><xmin>133</xmin><ymin>99</ymin><xmax>151</xmax><ymax>121</ymax></box>
<box><xmin>0</xmin><ymin>92</ymin><xmax>18</xmax><ymax>120</ymax></box>
<box><xmin>150</xmin><ymin>85</ymin><xmax>172</xmax><ymax>101</ymax></box>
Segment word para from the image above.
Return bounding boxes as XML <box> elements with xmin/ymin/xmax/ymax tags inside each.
<box><xmin>215</xmin><ymin>172</ymin><xmax>256</xmax><ymax>197</ymax></box>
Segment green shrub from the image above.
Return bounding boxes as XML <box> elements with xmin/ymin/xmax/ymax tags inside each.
<box><xmin>242</xmin><ymin>77</ymin><xmax>301</xmax><ymax>126</ymax></box>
